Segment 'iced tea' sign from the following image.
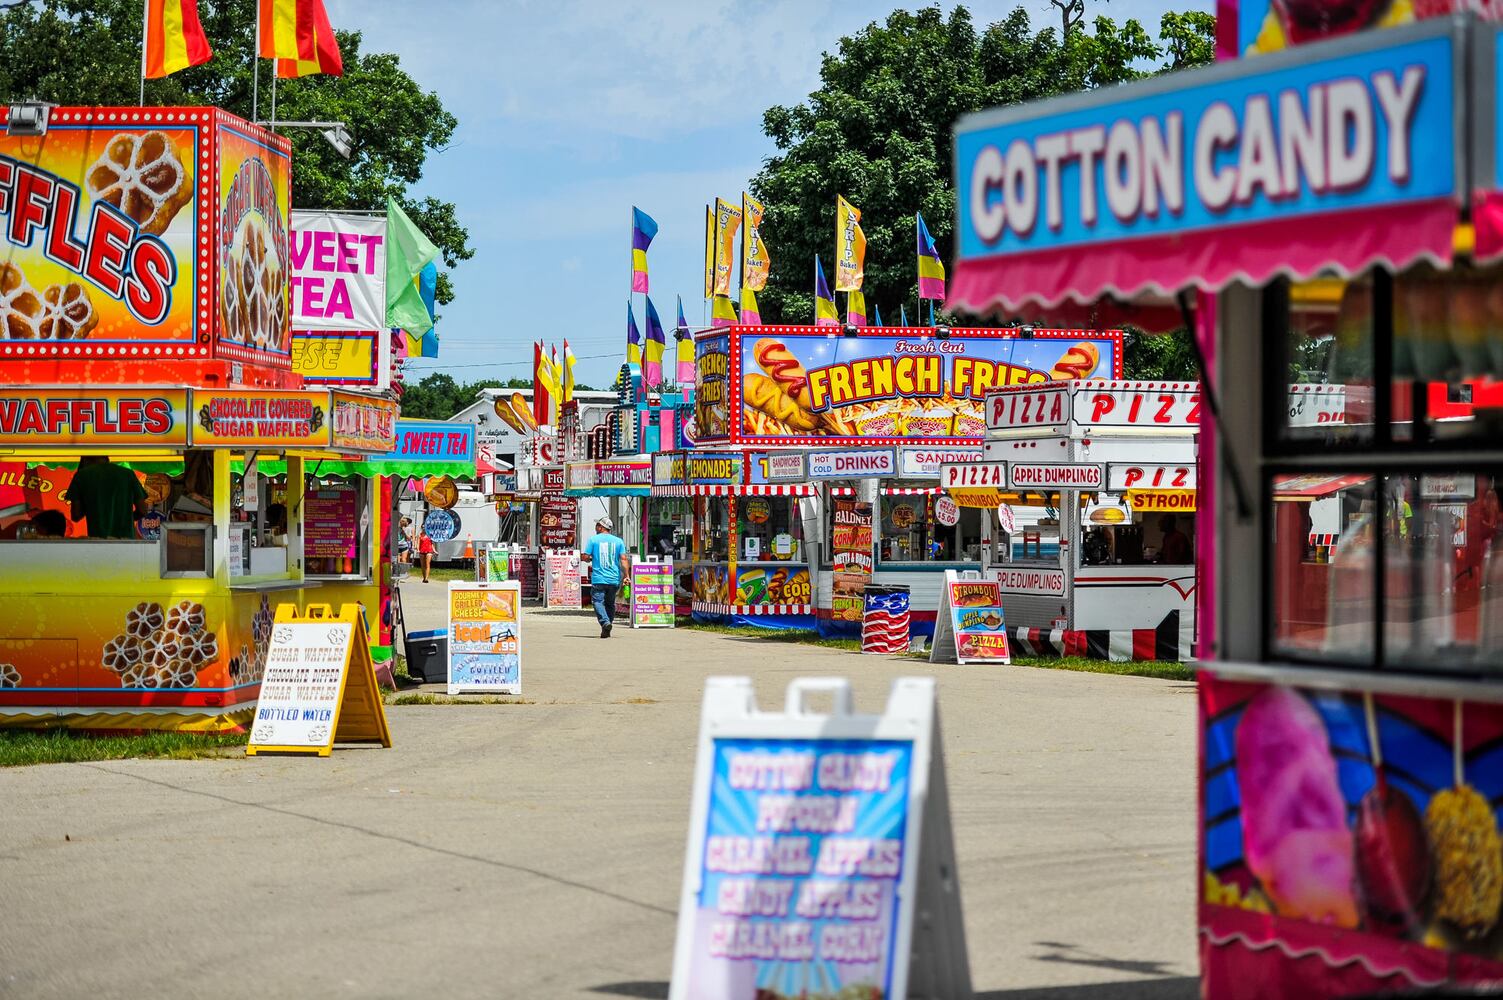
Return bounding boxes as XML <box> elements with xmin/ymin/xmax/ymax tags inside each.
<box><xmin>670</xmin><ymin>677</ymin><xmax>971</xmax><ymax>1000</ymax></box>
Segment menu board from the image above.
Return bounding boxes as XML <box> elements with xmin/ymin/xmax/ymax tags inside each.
<box><xmin>544</xmin><ymin>552</ymin><xmax>582</xmax><ymax>609</ymax></box>
<box><xmin>304</xmin><ymin>485</ymin><xmax>358</xmax><ymax>558</ymax></box>
<box><xmin>930</xmin><ymin>570</ymin><xmax>1011</xmax><ymax>664</ymax></box>
<box><xmin>539</xmin><ymin>467</ymin><xmax>577</xmax><ymax>548</ymax></box>
<box><xmin>447</xmin><ymin>581</ymin><xmax>522</xmax><ymax>695</ymax></box>
<box><xmin>631</xmin><ymin>558</ymin><xmax>675</xmax><ymax>628</ymax></box>
<box><xmin>830</xmin><ymin>499</ymin><xmax>873</xmax><ymax>624</ymax></box>
<box><xmin>669</xmin><ymin>676</ymin><xmax>971</xmax><ymax>1000</ymax></box>
<box><xmin>247</xmin><ymin>604</ymin><xmax>391</xmax><ymax>757</ymax></box>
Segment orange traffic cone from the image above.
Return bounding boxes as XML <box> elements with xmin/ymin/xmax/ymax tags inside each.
<box><xmin>463</xmin><ymin>534</ymin><xmax>475</xmax><ymax>560</ymax></box>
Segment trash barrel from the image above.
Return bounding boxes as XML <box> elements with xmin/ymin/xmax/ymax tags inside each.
<box><xmin>403</xmin><ymin>628</ymin><xmax>448</xmax><ymax>683</ymax></box>
<box><xmin>861</xmin><ymin>585</ymin><xmax>911</xmax><ymax>654</ymax></box>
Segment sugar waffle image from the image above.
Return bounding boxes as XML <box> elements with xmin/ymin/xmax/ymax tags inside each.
<box><xmin>84</xmin><ymin>131</ymin><xmax>193</xmax><ymax>236</ymax></box>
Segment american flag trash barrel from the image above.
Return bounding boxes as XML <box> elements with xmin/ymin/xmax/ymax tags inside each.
<box><xmin>861</xmin><ymin>585</ymin><xmax>911</xmax><ymax>654</ymax></box>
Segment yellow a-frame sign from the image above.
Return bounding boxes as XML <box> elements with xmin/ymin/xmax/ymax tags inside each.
<box><xmin>247</xmin><ymin>603</ymin><xmax>393</xmax><ymax>757</ymax></box>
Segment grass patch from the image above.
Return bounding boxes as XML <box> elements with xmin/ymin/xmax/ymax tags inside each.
<box><xmin>0</xmin><ymin>729</ymin><xmax>247</xmax><ymax>767</ymax></box>
<box><xmin>1013</xmin><ymin>655</ymin><xmax>1192</xmax><ymax>681</ymax></box>
<box><xmin>386</xmin><ymin>692</ymin><xmax>534</xmax><ymax>706</ymax></box>
<box><xmin>683</xmin><ymin>623</ymin><xmax>862</xmax><ymax>652</ymax></box>
<box><xmin>407</xmin><ymin>567</ymin><xmax>474</xmax><ymax>583</ymax></box>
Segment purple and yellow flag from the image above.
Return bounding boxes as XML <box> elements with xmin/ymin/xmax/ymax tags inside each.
<box><xmin>740</xmin><ymin>286</ymin><xmax>762</xmax><ymax>326</ymax></box>
<box><xmin>644</xmin><ymin>296</ymin><xmax>667</xmax><ymax>386</ymax></box>
<box><xmin>711</xmin><ymin>294</ymin><xmax>738</xmax><ymax>328</ymax></box>
<box><xmin>631</xmin><ymin>207</ymin><xmax>658</xmax><ymax>293</ymax></box>
<box><xmin>835</xmin><ymin>194</ymin><xmax>866</xmax><ymax>292</ymax></box>
<box><xmin>626</xmin><ymin>301</ymin><xmax>642</xmax><ymax>367</ymax></box>
<box><xmin>814</xmin><ymin>255</ymin><xmax>839</xmax><ymax>327</ymax></box>
<box><xmin>917</xmin><ymin>212</ymin><xmax>946</xmax><ymax>301</ymax></box>
<box><xmin>846</xmin><ymin>288</ymin><xmax>867</xmax><ymax>328</ymax></box>
<box><xmin>676</xmin><ymin>295</ymin><xmax>695</xmax><ymax>384</ymax></box>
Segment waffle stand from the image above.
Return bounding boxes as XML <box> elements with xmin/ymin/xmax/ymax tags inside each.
<box><xmin>952</xmin><ymin>14</ymin><xmax>1503</xmax><ymax>995</ymax></box>
<box><xmin>0</xmin><ymin>105</ymin><xmax>396</xmax><ymax>732</ymax></box>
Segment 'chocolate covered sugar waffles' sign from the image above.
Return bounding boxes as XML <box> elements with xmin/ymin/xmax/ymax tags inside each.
<box><xmin>719</xmin><ymin>327</ymin><xmax>1121</xmax><ymax>446</ymax></box>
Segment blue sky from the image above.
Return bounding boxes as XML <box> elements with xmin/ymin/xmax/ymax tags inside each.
<box><xmin>328</xmin><ymin>0</ymin><xmax>1211</xmax><ymax>390</ymax></box>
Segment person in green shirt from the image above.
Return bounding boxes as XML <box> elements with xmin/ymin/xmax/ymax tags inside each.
<box><xmin>68</xmin><ymin>457</ymin><xmax>148</xmax><ymax>539</ymax></box>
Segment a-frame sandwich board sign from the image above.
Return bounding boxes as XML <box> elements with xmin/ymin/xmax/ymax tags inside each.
<box><xmin>669</xmin><ymin>676</ymin><xmax>972</xmax><ymax>1000</ymax></box>
<box><xmin>930</xmin><ymin>569</ymin><xmax>1011</xmax><ymax>665</ymax></box>
<box><xmin>247</xmin><ymin>603</ymin><xmax>393</xmax><ymax>757</ymax></box>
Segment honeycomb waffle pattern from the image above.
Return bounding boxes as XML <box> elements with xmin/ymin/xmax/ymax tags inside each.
<box><xmin>101</xmin><ymin>600</ymin><xmax>215</xmax><ymax>690</ymax></box>
<box><xmin>84</xmin><ymin>131</ymin><xmax>192</xmax><ymax>236</ymax></box>
<box><xmin>0</xmin><ymin>262</ymin><xmax>44</xmax><ymax>340</ymax></box>
<box><xmin>38</xmin><ymin>281</ymin><xmax>98</xmax><ymax>340</ymax></box>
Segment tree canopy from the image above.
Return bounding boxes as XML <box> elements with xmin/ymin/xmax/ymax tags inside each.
<box><xmin>0</xmin><ymin>0</ymin><xmax>472</xmax><ymax>305</ymax></box>
<box><xmin>399</xmin><ymin>373</ymin><xmax>599</xmax><ymax>420</ymax></box>
<box><xmin>749</xmin><ymin>4</ymin><xmax>1215</xmax><ymax>374</ymax></box>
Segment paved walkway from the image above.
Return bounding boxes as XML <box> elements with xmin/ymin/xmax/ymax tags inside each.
<box><xmin>0</xmin><ymin>580</ymin><xmax>1198</xmax><ymax>999</ymax></box>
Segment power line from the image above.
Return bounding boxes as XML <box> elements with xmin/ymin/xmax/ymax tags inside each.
<box><xmin>400</xmin><ymin>351</ymin><xmax>624</xmax><ymax>371</ymax></box>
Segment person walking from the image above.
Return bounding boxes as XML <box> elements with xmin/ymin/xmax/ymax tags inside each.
<box><xmin>418</xmin><ymin>527</ymin><xmax>436</xmax><ymax>583</ymax></box>
<box><xmin>581</xmin><ymin>516</ymin><xmax>628</xmax><ymax>638</ymax></box>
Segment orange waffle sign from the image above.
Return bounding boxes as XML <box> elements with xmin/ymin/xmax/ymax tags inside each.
<box><xmin>190</xmin><ymin>389</ymin><xmax>328</xmax><ymax>447</ymax></box>
<box><xmin>215</xmin><ymin>120</ymin><xmax>292</xmax><ymax>364</ymax></box>
<box><xmin>0</xmin><ymin>387</ymin><xmax>189</xmax><ymax>446</ymax></box>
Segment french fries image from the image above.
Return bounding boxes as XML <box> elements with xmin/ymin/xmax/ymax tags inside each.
<box><xmin>749</xmin><ymin>336</ymin><xmax>856</xmax><ymax>436</ymax></box>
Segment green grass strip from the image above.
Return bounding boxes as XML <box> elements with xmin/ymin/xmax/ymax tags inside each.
<box><xmin>0</xmin><ymin>729</ymin><xmax>247</xmax><ymax>768</ymax></box>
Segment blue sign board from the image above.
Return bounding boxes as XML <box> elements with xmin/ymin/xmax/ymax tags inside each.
<box><xmin>682</xmin><ymin>737</ymin><xmax>913</xmax><ymax>998</ymax></box>
<box><xmin>954</xmin><ymin>21</ymin><xmax>1460</xmax><ymax>262</ymax></box>
<box><xmin>385</xmin><ymin>419</ymin><xmax>475</xmax><ymax>465</ymax></box>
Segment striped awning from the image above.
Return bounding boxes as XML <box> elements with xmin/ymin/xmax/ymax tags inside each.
<box><xmin>1309</xmin><ymin>533</ymin><xmax>1339</xmax><ymax>548</ymax></box>
<box><xmin>829</xmin><ymin>486</ymin><xmax>944</xmax><ymax>497</ymax></box>
<box><xmin>653</xmin><ymin>483</ymin><xmax>817</xmax><ymax>497</ymax></box>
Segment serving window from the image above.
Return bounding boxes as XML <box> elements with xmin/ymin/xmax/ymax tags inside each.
<box><xmin>736</xmin><ymin>495</ymin><xmax>803</xmax><ymax>563</ymax></box>
<box><xmin>878</xmin><ymin>495</ymin><xmax>982</xmax><ymax>563</ymax></box>
<box><xmin>1262</xmin><ymin>271</ymin><xmax>1503</xmax><ymax>677</ymax></box>
<box><xmin>304</xmin><ymin>476</ymin><xmax>370</xmax><ymax>580</ymax></box>
<box><xmin>697</xmin><ymin>496</ymin><xmax>730</xmax><ymax>563</ymax></box>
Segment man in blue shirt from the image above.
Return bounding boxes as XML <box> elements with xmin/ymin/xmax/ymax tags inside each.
<box><xmin>581</xmin><ymin>516</ymin><xmax>629</xmax><ymax>638</ymax></box>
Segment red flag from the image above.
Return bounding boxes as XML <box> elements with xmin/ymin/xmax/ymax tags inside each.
<box><xmin>532</xmin><ymin>342</ymin><xmax>552</xmax><ymax>427</ymax></box>
<box><xmin>143</xmin><ymin>0</ymin><xmax>213</xmax><ymax>79</ymax></box>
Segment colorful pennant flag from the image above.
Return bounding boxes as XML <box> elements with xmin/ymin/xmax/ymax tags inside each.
<box><xmin>917</xmin><ymin>212</ymin><xmax>946</xmax><ymax>301</ymax></box>
<box><xmin>385</xmin><ymin>196</ymin><xmax>440</xmax><ymax>336</ymax></box>
<box><xmin>644</xmin><ymin>297</ymin><xmax>667</xmax><ymax>386</ymax></box>
<box><xmin>835</xmin><ymin>194</ymin><xmax>866</xmax><ymax>292</ymax></box>
<box><xmin>740</xmin><ymin>286</ymin><xmax>762</xmax><ymax>326</ymax></box>
<box><xmin>144</xmin><ymin>0</ymin><xmax>213</xmax><ymax>78</ymax></box>
<box><xmin>712</xmin><ymin>197</ymin><xmax>742</xmax><ymax>296</ymax></box>
<box><xmin>703</xmin><ymin>205</ymin><xmax>715</xmax><ymax>300</ymax></box>
<box><xmin>550</xmin><ymin>344</ymin><xmax>560</xmax><ymax>424</ymax></box>
<box><xmin>631</xmin><ymin>207</ymin><xmax>658</xmax><ymax>293</ymax></box>
<box><xmin>846</xmin><ymin>288</ymin><xmax>867</xmax><ymax>328</ymax></box>
<box><xmin>872</xmin><ymin>302</ymin><xmax>883</xmax><ymax>328</ymax></box>
<box><xmin>626</xmin><ymin>301</ymin><xmax>642</xmax><ymax>367</ymax></box>
<box><xmin>259</xmin><ymin>0</ymin><xmax>343</xmax><ymax>77</ymax></box>
<box><xmin>711</xmin><ymin>294</ymin><xmax>738</xmax><ymax>328</ymax></box>
<box><xmin>562</xmin><ymin>339</ymin><xmax>577</xmax><ymax>404</ymax></box>
<box><xmin>814</xmin><ymin>255</ymin><xmax>838</xmax><ymax>327</ymax></box>
<box><xmin>741</xmin><ymin>193</ymin><xmax>770</xmax><ymax>292</ymax></box>
<box><xmin>676</xmin><ymin>295</ymin><xmax>695</xmax><ymax>384</ymax></box>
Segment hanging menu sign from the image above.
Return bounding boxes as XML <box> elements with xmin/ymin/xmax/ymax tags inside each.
<box><xmin>247</xmin><ymin>604</ymin><xmax>392</xmax><ymax>757</ymax></box>
<box><xmin>631</xmin><ymin>557</ymin><xmax>676</xmax><ymax>628</ymax></box>
<box><xmin>669</xmin><ymin>676</ymin><xmax>971</xmax><ymax>1000</ymax></box>
<box><xmin>539</xmin><ymin>466</ymin><xmax>576</xmax><ymax>548</ymax></box>
<box><xmin>304</xmin><ymin>484</ymin><xmax>358</xmax><ymax>558</ymax></box>
<box><xmin>447</xmin><ymin>581</ymin><xmax>522</xmax><ymax>695</ymax></box>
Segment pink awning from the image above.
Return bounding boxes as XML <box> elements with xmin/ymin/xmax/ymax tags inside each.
<box><xmin>949</xmin><ymin>201</ymin><xmax>1456</xmax><ymax>321</ymax></box>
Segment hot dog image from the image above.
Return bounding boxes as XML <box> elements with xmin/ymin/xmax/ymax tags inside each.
<box><xmin>752</xmin><ymin>337</ymin><xmax>815</xmax><ymax>409</ymax></box>
<box><xmin>1050</xmin><ymin>341</ymin><xmax>1100</xmax><ymax>380</ymax></box>
<box><xmin>509</xmin><ymin>392</ymin><xmax>540</xmax><ymax>431</ymax></box>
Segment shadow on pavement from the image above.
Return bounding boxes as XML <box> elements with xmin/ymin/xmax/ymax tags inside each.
<box><xmin>588</xmin><ymin>977</ymin><xmax>1199</xmax><ymax>999</ymax></box>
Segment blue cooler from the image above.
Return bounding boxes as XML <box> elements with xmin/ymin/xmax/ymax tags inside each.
<box><xmin>403</xmin><ymin>629</ymin><xmax>448</xmax><ymax>684</ymax></box>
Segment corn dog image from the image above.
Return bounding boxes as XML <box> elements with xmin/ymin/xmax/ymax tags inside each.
<box><xmin>1050</xmin><ymin>341</ymin><xmax>1100</xmax><ymax>380</ymax></box>
<box><xmin>752</xmin><ymin>337</ymin><xmax>815</xmax><ymax>409</ymax></box>
<box><xmin>493</xmin><ymin>396</ymin><xmax>527</xmax><ymax>433</ymax></box>
<box><xmin>509</xmin><ymin>392</ymin><xmax>539</xmax><ymax>431</ymax></box>
<box><xmin>743</xmin><ymin>373</ymin><xmax>819</xmax><ymax>431</ymax></box>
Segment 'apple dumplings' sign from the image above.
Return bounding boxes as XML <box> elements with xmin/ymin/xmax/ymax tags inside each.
<box><xmin>723</xmin><ymin>327</ymin><xmax>1121</xmax><ymax>447</ymax></box>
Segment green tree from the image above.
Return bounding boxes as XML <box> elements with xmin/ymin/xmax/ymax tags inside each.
<box><xmin>750</xmin><ymin>5</ymin><xmax>1214</xmax><ymax>378</ymax></box>
<box><xmin>0</xmin><ymin>0</ymin><xmax>472</xmax><ymax>305</ymax></box>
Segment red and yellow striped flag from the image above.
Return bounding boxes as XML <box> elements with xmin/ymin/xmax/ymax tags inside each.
<box><xmin>143</xmin><ymin>0</ymin><xmax>213</xmax><ymax>79</ymax></box>
<box><xmin>258</xmin><ymin>0</ymin><xmax>344</xmax><ymax>78</ymax></box>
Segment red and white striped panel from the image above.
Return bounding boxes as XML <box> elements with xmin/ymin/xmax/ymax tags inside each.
<box><xmin>1308</xmin><ymin>533</ymin><xmax>1338</xmax><ymax>548</ymax></box>
<box><xmin>693</xmin><ymin>601</ymin><xmax>814</xmax><ymax>616</ymax></box>
<box><xmin>651</xmin><ymin>486</ymin><xmax>690</xmax><ymax>497</ymax></box>
<box><xmin>828</xmin><ymin>486</ymin><xmax>941</xmax><ymax>496</ymax></box>
<box><xmin>689</xmin><ymin>484</ymin><xmax>816</xmax><ymax>496</ymax></box>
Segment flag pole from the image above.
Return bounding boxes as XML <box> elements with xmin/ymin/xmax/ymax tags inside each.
<box><xmin>138</xmin><ymin>0</ymin><xmax>149</xmax><ymax>106</ymax></box>
<box><xmin>252</xmin><ymin>0</ymin><xmax>261</xmax><ymax>121</ymax></box>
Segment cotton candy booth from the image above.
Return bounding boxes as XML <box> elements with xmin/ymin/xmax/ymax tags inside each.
<box><xmin>0</xmin><ymin>105</ymin><xmax>400</xmax><ymax>732</ymax></box>
<box><xmin>950</xmin><ymin>13</ymin><xmax>1503</xmax><ymax>995</ymax></box>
